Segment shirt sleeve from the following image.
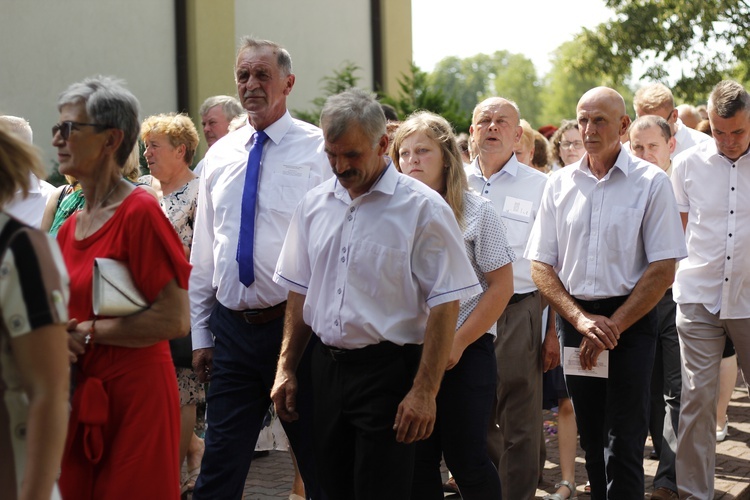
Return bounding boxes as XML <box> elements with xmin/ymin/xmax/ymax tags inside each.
<box><xmin>524</xmin><ymin>177</ymin><xmax>558</xmax><ymax>267</ymax></box>
<box><xmin>414</xmin><ymin>201</ymin><xmax>482</xmax><ymax>309</ymax></box>
<box><xmin>474</xmin><ymin>200</ymin><xmax>515</xmax><ymax>273</ymax></box>
<box><xmin>1</xmin><ymin>224</ymin><xmax>69</xmax><ymax>338</ymax></box>
<box><xmin>670</xmin><ymin>159</ymin><xmax>690</xmax><ymax>213</ymax></box>
<box><xmin>642</xmin><ymin>173</ymin><xmax>688</xmax><ymax>263</ymax></box>
<box><xmin>273</xmin><ymin>199</ymin><xmax>312</xmax><ymax>295</ymax></box>
<box><xmin>189</xmin><ymin>164</ymin><xmax>218</xmax><ymax>350</ymax></box>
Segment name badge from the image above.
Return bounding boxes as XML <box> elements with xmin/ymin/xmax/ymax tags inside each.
<box><xmin>276</xmin><ymin>163</ymin><xmax>310</xmax><ymax>179</ymax></box>
<box><xmin>501</xmin><ymin>196</ymin><xmax>533</xmax><ymax>222</ymax></box>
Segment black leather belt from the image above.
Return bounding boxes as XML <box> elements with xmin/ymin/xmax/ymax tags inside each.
<box><xmin>321</xmin><ymin>341</ymin><xmax>421</xmax><ymax>363</ymax></box>
<box><xmin>508</xmin><ymin>291</ymin><xmax>535</xmax><ymax>305</ymax></box>
<box><xmin>228</xmin><ymin>301</ymin><xmax>286</xmax><ymax>325</ymax></box>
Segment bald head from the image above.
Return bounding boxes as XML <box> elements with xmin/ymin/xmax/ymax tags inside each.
<box><xmin>576</xmin><ymin>87</ymin><xmax>630</xmax><ymax>164</ymax></box>
<box><xmin>470</xmin><ymin>97</ymin><xmax>523</xmax><ymax>168</ymax></box>
<box><xmin>578</xmin><ymin>87</ymin><xmax>627</xmax><ymax>116</ymax></box>
<box><xmin>472</xmin><ymin>97</ymin><xmax>521</xmax><ymax>126</ymax></box>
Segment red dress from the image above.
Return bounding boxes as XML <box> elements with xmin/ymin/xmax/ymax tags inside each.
<box><xmin>57</xmin><ymin>188</ymin><xmax>191</xmax><ymax>500</ymax></box>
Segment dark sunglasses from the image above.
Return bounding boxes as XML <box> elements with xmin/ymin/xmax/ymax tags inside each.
<box><xmin>52</xmin><ymin>121</ymin><xmax>113</xmax><ymax>140</ymax></box>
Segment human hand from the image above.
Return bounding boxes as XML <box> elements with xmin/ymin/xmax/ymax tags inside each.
<box><xmin>192</xmin><ymin>348</ymin><xmax>214</xmax><ymax>383</ymax></box>
<box><xmin>445</xmin><ymin>340</ymin><xmax>467</xmax><ymax>371</ymax></box>
<box><xmin>393</xmin><ymin>388</ymin><xmax>436</xmax><ymax>443</ymax></box>
<box><xmin>578</xmin><ymin>337</ymin><xmax>605</xmax><ymax>370</ymax></box>
<box><xmin>575</xmin><ymin>313</ymin><xmax>619</xmax><ymax>350</ymax></box>
<box><xmin>542</xmin><ymin>331</ymin><xmax>560</xmax><ymax>372</ymax></box>
<box><xmin>66</xmin><ymin>319</ymin><xmax>86</xmax><ymax>363</ymax></box>
<box><xmin>271</xmin><ymin>370</ymin><xmax>299</xmax><ymax>422</ymax></box>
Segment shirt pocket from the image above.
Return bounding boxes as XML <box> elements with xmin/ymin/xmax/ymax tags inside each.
<box><xmin>604</xmin><ymin>206</ymin><xmax>644</xmax><ymax>253</ymax></box>
<box><xmin>348</xmin><ymin>240</ymin><xmax>408</xmax><ymax>307</ymax></box>
<box><xmin>264</xmin><ymin>172</ymin><xmax>309</xmax><ymax>214</ymax></box>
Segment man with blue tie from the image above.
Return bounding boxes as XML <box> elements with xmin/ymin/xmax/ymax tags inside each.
<box><xmin>189</xmin><ymin>37</ymin><xmax>330</xmax><ymax>499</ymax></box>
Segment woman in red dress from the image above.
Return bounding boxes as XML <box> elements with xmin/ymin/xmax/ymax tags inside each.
<box><xmin>53</xmin><ymin>76</ymin><xmax>191</xmax><ymax>500</ymax></box>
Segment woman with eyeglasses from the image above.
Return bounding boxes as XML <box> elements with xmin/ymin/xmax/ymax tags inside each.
<box><xmin>549</xmin><ymin>119</ymin><xmax>586</xmax><ymax>171</ymax></box>
<box><xmin>0</xmin><ymin>122</ymin><xmax>70</xmax><ymax>500</ymax></box>
<box><xmin>393</xmin><ymin>111</ymin><xmax>515</xmax><ymax>499</ymax></box>
<box><xmin>53</xmin><ymin>76</ymin><xmax>191</xmax><ymax>499</ymax></box>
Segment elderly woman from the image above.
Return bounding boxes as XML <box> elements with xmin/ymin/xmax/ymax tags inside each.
<box><xmin>0</xmin><ymin>122</ymin><xmax>70</xmax><ymax>500</ymax></box>
<box><xmin>393</xmin><ymin>111</ymin><xmax>515</xmax><ymax>500</ymax></box>
<box><xmin>53</xmin><ymin>76</ymin><xmax>191</xmax><ymax>499</ymax></box>
<box><xmin>139</xmin><ymin>112</ymin><xmax>204</xmax><ymax>493</ymax></box>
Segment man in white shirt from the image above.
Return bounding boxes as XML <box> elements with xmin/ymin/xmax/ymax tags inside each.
<box><xmin>1</xmin><ymin>116</ymin><xmax>54</xmax><ymax>228</ymax></box>
<box><xmin>630</xmin><ymin>116</ymin><xmax>681</xmax><ymax>500</ymax></box>
<box><xmin>633</xmin><ymin>83</ymin><xmax>711</xmax><ymax>159</ymax></box>
<box><xmin>465</xmin><ymin>97</ymin><xmax>548</xmax><ymax>499</ymax></box>
<box><xmin>193</xmin><ymin>95</ymin><xmax>245</xmax><ymax>176</ymax></box>
<box><xmin>671</xmin><ymin>80</ymin><xmax>750</xmax><ymax>499</ymax></box>
<box><xmin>271</xmin><ymin>88</ymin><xmax>481</xmax><ymax>500</ymax></box>
<box><xmin>526</xmin><ymin>87</ymin><xmax>686</xmax><ymax>499</ymax></box>
<box><xmin>189</xmin><ymin>37</ymin><xmax>330</xmax><ymax>499</ymax></box>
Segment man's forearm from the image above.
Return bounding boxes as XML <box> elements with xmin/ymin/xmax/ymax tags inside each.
<box><xmin>531</xmin><ymin>261</ymin><xmax>584</xmax><ymax>326</ymax></box>
<box><xmin>278</xmin><ymin>291</ymin><xmax>313</xmax><ymax>372</ymax></box>
<box><xmin>610</xmin><ymin>259</ymin><xmax>675</xmax><ymax>332</ymax></box>
<box><xmin>411</xmin><ymin>300</ymin><xmax>459</xmax><ymax>396</ymax></box>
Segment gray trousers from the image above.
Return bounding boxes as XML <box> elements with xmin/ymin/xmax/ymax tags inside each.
<box><xmin>676</xmin><ymin>303</ymin><xmax>750</xmax><ymax>499</ymax></box>
<box><xmin>487</xmin><ymin>291</ymin><xmax>542</xmax><ymax>499</ymax></box>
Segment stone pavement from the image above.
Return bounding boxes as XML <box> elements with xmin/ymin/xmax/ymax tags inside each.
<box><xmin>208</xmin><ymin>378</ymin><xmax>750</xmax><ymax>499</ymax></box>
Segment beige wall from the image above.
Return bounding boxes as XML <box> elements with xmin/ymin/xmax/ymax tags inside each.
<box><xmin>381</xmin><ymin>0</ymin><xmax>413</xmax><ymax>96</ymax></box>
<box><xmin>0</xmin><ymin>0</ymin><xmax>177</xmax><ymax>172</ymax></box>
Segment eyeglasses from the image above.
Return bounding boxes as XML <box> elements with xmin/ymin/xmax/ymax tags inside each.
<box><xmin>52</xmin><ymin>121</ymin><xmax>112</xmax><ymax>140</ymax></box>
<box><xmin>560</xmin><ymin>140</ymin><xmax>584</xmax><ymax>150</ymax></box>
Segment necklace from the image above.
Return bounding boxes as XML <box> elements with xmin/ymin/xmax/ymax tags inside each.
<box><xmin>79</xmin><ymin>178</ymin><xmax>122</xmax><ymax>239</ymax></box>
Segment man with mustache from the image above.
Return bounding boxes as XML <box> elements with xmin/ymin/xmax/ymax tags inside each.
<box><xmin>272</xmin><ymin>88</ymin><xmax>481</xmax><ymax>499</ymax></box>
<box><xmin>189</xmin><ymin>37</ymin><xmax>330</xmax><ymax>499</ymax></box>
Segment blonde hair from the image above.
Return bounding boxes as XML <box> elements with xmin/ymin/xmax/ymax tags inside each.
<box><xmin>519</xmin><ymin>119</ymin><xmax>535</xmax><ymax>153</ymax></box>
<box><xmin>122</xmin><ymin>142</ymin><xmax>142</xmax><ymax>182</ymax></box>
<box><xmin>633</xmin><ymin>83</ymin><xmax>674</xmax><ymax>115</ymax></box>
<box><xmin>140</xmin><ymin>113</ymin><xmax>200</xmax><ymax>165</ymax></box>
<box><xmin>391</xmin><ymin>111</ymin><xmax>467</xmax><ymax>228</ymax></box>
<box><xmin>0</xmin><ymin>122</ymin><xmax>47</xmax><ymax>208</ymax></box>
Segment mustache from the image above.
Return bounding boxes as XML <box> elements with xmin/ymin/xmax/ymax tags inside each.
<box><xmin>243</xmin><ymin>90</ymin><xmax>266</xmax><ymax>99</ymax></box>
<box><xmin>334</xmin><ymin>169</ymin><xmax>356</xmax><ymax>180</ymax></box>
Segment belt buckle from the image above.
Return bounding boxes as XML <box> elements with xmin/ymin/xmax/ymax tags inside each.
<box><xmin>241</xmin><ymin>310</ymin><xmax>262</xmax><ymax>323</ymax></box>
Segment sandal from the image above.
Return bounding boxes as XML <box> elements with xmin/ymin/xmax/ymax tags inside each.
<box><xmin>543</xmin><ymin>480</ymin><xmax>577</xmax><ymax>500</ymax></box>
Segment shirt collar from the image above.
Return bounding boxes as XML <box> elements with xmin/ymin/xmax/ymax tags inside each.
<box><xmin>577</xmin><ymin>146</ymin><xmax>632</xmax><ymax>179</ymax></box>
<box><xmin>470</xmin><ymin>153</ymin><xmax>520</xmax><ymax>181</ymax></box>
<box><xmin>332</xmin><ymin>157</ymin><xmax>395</xmax><ymax>203</ymax></box>
<box><xmin>246</xmin><ymin>110</ymin><xmax>292</xmax><ymax>147</ymax></box>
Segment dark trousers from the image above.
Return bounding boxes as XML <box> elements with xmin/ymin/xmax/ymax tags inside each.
<box><xmin>193</xmin><ymin>303</ymin><xmax>322</xmax><ymax>500</ymax></box>
<box><xmin>311</xmin><ymin>340</ymin><xmax>421</xmax><ymax>500</ymax></box>
<box><xmin>561</xmin><ymin>296</ymin><xmax>657</xmax><ymax>500</ymax></box>
<box><xmin>411</xmin><ymin>333</ymin><xmax>501</xmax><ymax>500</ymax></box>
<box><xmin>649</xmin><ymin>290</ymin><xmax>681</xmax><ymax>492</ymax></box>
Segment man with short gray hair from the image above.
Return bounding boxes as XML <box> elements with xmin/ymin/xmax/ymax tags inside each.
<box><xmin>272</xmin><ymin>88</ymin><xmax>481</xmax><ymax>499</ymax></box>
<box><xmin>672</xmin><ymin>80</ymin><xmax>750</xmax><ymax>499</ymax></box>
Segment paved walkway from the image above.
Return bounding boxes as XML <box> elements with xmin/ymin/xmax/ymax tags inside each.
<box><xmin>193</xmin><ymin>378</ymin><xmax>750</xmax><ymax>499</ymax></box>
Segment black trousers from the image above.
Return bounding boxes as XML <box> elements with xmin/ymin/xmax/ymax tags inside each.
<box><xmin>311</xmin><ymin>340</ymin><xmax>421</xmax><ymax>500</ymax></box>
<box><xmin>561</xmin><ymin>296</ymin><xmax>657</xmax><ymax>500</ymax></box>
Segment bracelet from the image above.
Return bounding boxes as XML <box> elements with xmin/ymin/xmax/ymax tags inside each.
<box><xmin>85</xmin><ymin>317</ymin><xmax>97</xmax><ymax>345</ymax></box>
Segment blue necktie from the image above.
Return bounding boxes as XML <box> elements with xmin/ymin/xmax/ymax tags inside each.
<box><xmin>237</xmin><ymin>130</ymin><xmax>268</xmax><ymax>286</ymax></box>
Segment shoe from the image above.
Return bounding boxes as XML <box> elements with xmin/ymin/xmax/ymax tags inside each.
<box><xmin>442</xmin><ymin>476</ymin><xmax>460</xmax><ymax>495</ymax></box>
<box><xmin>716</xmin><ymin>416</ymin><xmax>729</xmax><ymax>442</ymax></box>
<box><xmin>253</xmin><ymin>450</ymin><xmax>270</xmax><ymax>459</ymax></box>
<box><xmin>584</xmin><ymin>481</ymin><xmax>591</xmax><ymax>494</ymax></box>
<box><xmin>543</xmin><ymin>479</ymin><xmax>577</xmax><ymax>499</ymax></box>
<box><xmin>649</xmin><ymin>448</ymin><xmax>659</xmax><ymax>460</ymax></box>
<box><xmin>651</xmin><ymin>486</ymin><xmax>679</xmax><ymax>499</ymax></box>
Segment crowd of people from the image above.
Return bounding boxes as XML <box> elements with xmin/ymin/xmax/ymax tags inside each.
<box><xmin>1</xmin><ymin>35</ymin><xmax>748</xmax><ymax>500</ymax></box>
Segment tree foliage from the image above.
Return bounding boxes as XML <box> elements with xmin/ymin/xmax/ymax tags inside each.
<box><xmin>293</xmin><ymin>61</ymin><xmax>361</xmax><ymax>124</ymax></box>
<box><xmin>577</xmin><ymin>0</ymin><xmax>750</xmax><ymax>102</ymax></box>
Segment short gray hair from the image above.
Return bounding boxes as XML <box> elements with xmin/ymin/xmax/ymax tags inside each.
<box><xmin>199</xmin><ymin>95</ymin><xmax>244</xmax><ymax>120</ymax></box>
<box><xmin>630</xmin><ymin>115</ymin><xmax>672</xmax><ymax>142</ymax></box>
<box><xmin>57</xmin><ymin>75</ymin><xmax>140</xmax><ymax>167</ymax></box>
<box><xmin>237</xmin><ymin>36</ymin><xmax>292</xmax><ymax>76</ymax></box>
<box><xmin>0</xmin><ymin>116</ymin><xmax>32</xmax><ymax>143</ymax></box>
<box><xmin>708</xmin><ymin>80</ymin><xmax>750</xmax><ymax>119</ymax></box>
<box><xmin>319</xmin><ymin>88</ymin><xmax>386</xmax><ymax>145</ymax></box>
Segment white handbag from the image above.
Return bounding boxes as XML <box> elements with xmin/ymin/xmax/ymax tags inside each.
<box><xmin>92</xmin><ymin>258</ymin><xmax>148</xmax><ymax>316</ymax></box>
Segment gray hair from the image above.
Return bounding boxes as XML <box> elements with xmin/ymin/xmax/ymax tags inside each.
<box><xmin>57</xmin><ymin>75</ymin><xmax>140</xmax><ymax>167</ymax></box>
<box><xmin>630</xmin><ymin>115</ymin><xmax>672</xmax><ymax>142</ymax></box>
<box><xmin>319</xmin><ymin>88</ymin><xmax>386</xmax><ymax>145</ymax></box>
<box><xmin>199</xmin><ymin>95</ymin><xmax>244</xmax><ymax>120</ymax></box>
<box><xmin>0</xmin><ymin>115</ymin><xmax>32</xmax><ymax>143</ymax></box>
<box><xmin>237</xmin><ymin>36</ymin><xmax>292</xmax><ymax>76</ymax></box>
<box><xmin>708</xmin><ymin>80</ymin><xmax>750</xmax><ymax>119</ymax></box>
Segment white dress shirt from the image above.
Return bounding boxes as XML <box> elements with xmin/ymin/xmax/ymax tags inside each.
<box><xmin>190</xmin><ymin>111</ymin><xmax>331</xmax><ymax>349</ymax></box>
<box><xmin>525</xmin><ymin>147</ymin><xmax>687</xmax><ymax>300</ymax></box>
<box><xmin>5</xmin><ymin>175</ymin><xmax>55</xmax><ymax>228</ymax></box>
<box><xmin>274</xmin><ymin>161</ymin><xmax>482</xmax><ymax>349</ymax></box>
<box><xmin>672</xmin><ymin>118</ymin><xmax>712</xmax><ymax>158</ymax></box>
<box><xmin>466</xmin><ymin>154</ymin><xmax>548</xmax><ymax>294</ymax></box>
<box><xmin>671</xmin><ymin>141</ymin><xmax>750</xmax><ymax>319</ymax></box>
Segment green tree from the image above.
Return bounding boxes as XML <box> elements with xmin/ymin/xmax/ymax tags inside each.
<box><xmin>491</xmin><ymin>52</ymin><xmax>542</xmax><ymax>127</ymax></box>
<box><xmin>293</xmin><ymin>61</ymin><xmax>361</xmax><ymax>124</ymax></box>
<box><xmin>578</xmin><ymin>0</ymin><xmax>749</xmax><ymax>101</ymax></box>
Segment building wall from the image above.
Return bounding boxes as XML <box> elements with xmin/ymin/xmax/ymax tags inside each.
<box><xmin>0</xmin><ymin>0</ymin><xmax>177</xmax><ymax>171</ymax></box>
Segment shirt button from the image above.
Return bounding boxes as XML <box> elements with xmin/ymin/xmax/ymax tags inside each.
<box><xmin>487</xmin><ymin>183</ymin><xmax>491</xmax><ymax>186</ymax></box>
<box><xmin>347</xmin><ymin>215</ymin><xmax>353</xmax><ymax>221</ymax></box>
<box><xmin>485</xmin><ymin>190</ymin><xmax>489</xmax><ymax>194</ymax></box>
<box><xmin>342</xmin><ymin>248</ymin><xmax>346</xmax><ymax>253</ymax></box>
<box><xmin>350</xmin><ymin>207</ymin><xmax>355</xmax><ymax>212</ymax></box>
<box><xmin>727</xmin><ymin>256</ymin><xmax>731</xmax><ymax>260</ymax></box>
<box><xmin>334</xmin><ymin>320</ymin><xmax>339</xmax><ymax>326</ymax></box>
<box><xmin>725</xmin><ymin>278</ymin><xmax>729</xmax><ymax>282</ymax></box>
<box><xmin>731</xmin><ymin>187</ymin><xmax>735</xmax><ymax>191</ymax></box>
<box><xmin>729</xmin><ymin>233</ymin><xmax>733</xmax><ymax>237</ymax></box>
<box><xmin>337</xmin><ymin>288</ymin><xmax>342</xmax><ymax>294</ymax></box>
<box><xmin>341</xmin><ymin>256</ymin><xmax>345</xmax><ymax>262</ymax></box>
<box><xmin>730</xmin><ymin>210</ymin><xmax>734</xmax><ymax>214</ymax></box>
